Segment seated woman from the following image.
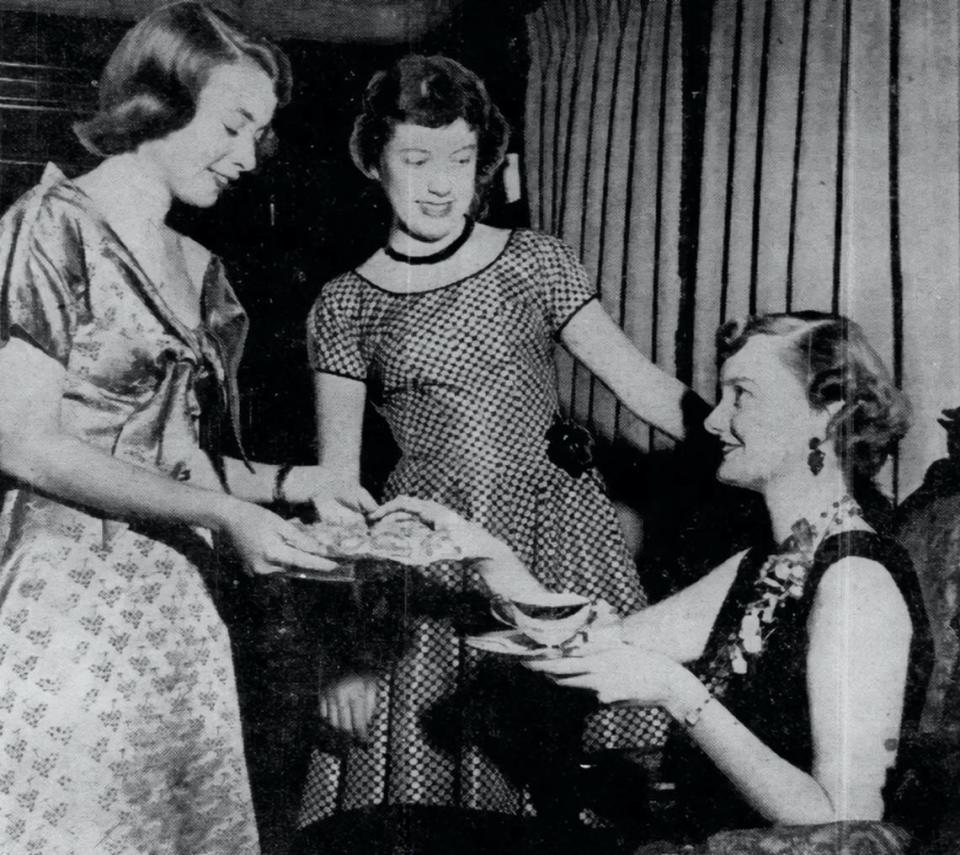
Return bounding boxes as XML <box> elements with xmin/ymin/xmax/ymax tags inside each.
<box><xmin>373</xmin><ymin>311</ymin><xmax>934</xmax><ymax>851</ymax></box>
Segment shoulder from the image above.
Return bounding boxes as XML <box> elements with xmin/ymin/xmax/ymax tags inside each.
<box><xmin>0</xmin><ymin>173</ymin><xmax>91</xmax><ymax>288</ymax></box>
<box><xmin>308</xmin><ymin>270</ymin><xmax>366</xmax><ymax>320</ymax></box>
<box><xmin>811</xmin><ymin>549</ymin><xmax>911</xmax><ymax>638</ymax></box>
<box><xmin>816</xmin><ymin>552</ymin><xmax>906</xmax><ymax>599</ymax></box>
<box><xmin>514</xmin><ymin>230</ymin><xmax>591</xmax><ymax>289</ymax></box>
<box><xmin>500</xmin><ymin>229</ymin><xmax>591</xmax><ymax>303</ymax></box>
<box><xmin>323</xmin><ymin>269</ymin><xmax>365</xmax><ymax>298</ymax></box>
<box><xmin>813</xmin><ymin>530</ymin><xmax>912</xmax><ymax>600</ymax></box>
<box><xmin>508</xmin><ymin>228</ymin><xmax>578</xmax><ymax>259</ymax></box>
<box><xmin>2</xmin><ymin>172</ymin><xmax>86</xmax><ymax>246</ymax></box>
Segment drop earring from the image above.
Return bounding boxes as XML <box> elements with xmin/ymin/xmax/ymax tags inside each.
<box><xmin>807</xmin><ymin>437</ymin><xmax>825</xmax><ymax>476</ymax></box>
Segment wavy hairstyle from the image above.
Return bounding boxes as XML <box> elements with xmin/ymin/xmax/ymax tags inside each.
<box><xmin>717</xmin><ymin>311</ymin><xmax>910</xmax><ymax>482</ymax></box>
<box><xmin>349</xmin><ymin>54</ymin><xmax>510</xmax><ymax>210</ymax></box>
<box><xmin>74</xmin><ymin>1</ymin><xmax>291</xmax><ymax>158</ymax></box>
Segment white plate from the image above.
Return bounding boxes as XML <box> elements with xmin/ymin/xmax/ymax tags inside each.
<box><xmin>464</xmin><ymin>629</ymin><xmax>560</xmax><ymax>658</ymax></box>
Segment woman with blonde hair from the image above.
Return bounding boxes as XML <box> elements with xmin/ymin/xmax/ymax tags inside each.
<box><xmin>0</xmin><ymin>4</ymin><xmax>359</xmax><ymax>851</ymax></box>
<box><xmin>376</xmin><ymin>312</ymin><xmax>933</xmax><ymax>852</ymax></box>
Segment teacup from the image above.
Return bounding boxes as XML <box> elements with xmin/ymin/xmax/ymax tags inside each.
<box><xmin>491</xmin><ymin>592</ymin><xmax>594</xmax><ymax>647</ymax></box>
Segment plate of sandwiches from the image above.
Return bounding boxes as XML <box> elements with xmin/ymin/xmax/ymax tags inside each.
<box><xmin>288</xmin><ymin>513</ymin><xmax>464</xmax><ymax>576</ymax></box>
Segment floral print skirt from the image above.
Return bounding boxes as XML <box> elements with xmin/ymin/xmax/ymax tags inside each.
<box><xmin>0</xmin><ymin>500</ymin><xmax>259</xmax><ymax>855</ymax></box>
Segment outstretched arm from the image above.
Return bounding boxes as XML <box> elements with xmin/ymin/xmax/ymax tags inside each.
<box><xmin>530</xmin><ymin>555</ymin><xmax>912</xmax><ymax>824</ymax></box>
<box><xmin>370</xmin><ymin>495</ymin><xmax>548</xmax><ymax>601</ymax></box>
<box><xmin>217</xmin><ymin>457</ymin><xmax>376</xmax><ymax>513</ymax></box>
<box><xmin>0</xmin><ymin>338</ymin><xmax>333</xmax><ymax>575</ymax></box>
<box><xmin>618</xmin><ymin>551</ymin><xmax>743</xmax><ymax>661</ymax></box>
<box><xmin>560</xmin><ymin>300</ymin><xmax>709</xmax><ymax>441</ymax></box>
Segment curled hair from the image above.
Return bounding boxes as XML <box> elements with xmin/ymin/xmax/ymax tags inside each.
<box><xmin>350</xmin><ymin>54</ymin><xmax>510</xmax><ymax>207</ymax></box>
<box><xmin>717</xmin><ymin>311</ymin><xmax>911</xmax><ymax>482</ymax></box>
<box><xmin>74</xmin><ymin>1</ymin><xmax>291</xmax><ymax>158</ymax></box>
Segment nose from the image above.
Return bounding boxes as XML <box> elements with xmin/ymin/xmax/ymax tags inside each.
<box><xmin>703</xmin><ymin>398</ymin><xmax>727</xmax><ymax>436</ymax></box>
<box><xmin>426</xmin><ymin>165</ymin><xmax>453</xmax><ymax>196</ymax></box>
<box><xmin>233</xmin><ymin>133</ymin><xmax>257</xmax><ymax>173</ymax></box>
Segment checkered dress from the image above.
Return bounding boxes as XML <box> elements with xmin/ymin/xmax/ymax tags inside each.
<box><xmin>299</xmin><ymin>229</ymin><xmax>669</xmax><ymax>826</ymax></box>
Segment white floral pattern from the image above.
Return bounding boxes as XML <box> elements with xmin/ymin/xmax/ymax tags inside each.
<box><xmin>0</xmin><ymin>166</ymin><xmax>259</xmax><ymax>854</ymax></box>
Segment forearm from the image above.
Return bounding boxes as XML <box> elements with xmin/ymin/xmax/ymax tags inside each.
<box><xmin>620</xmin><ymin>558</ymin><xmax>739</xmax><ymax>661</ymax></box>
<box><xmin>221</xmin><ymin>457</ymin><xmax>363</xmax><ymax>509</ymax></box>
<box><xmin>4</xmin><ymin>431</ymin><xmax>238</xmax><ymax>531</ymax></box>
<box><xmin>316</xmin><ymin>434</ymin><xmax>360</xmax><ymax>483</ymax></box>
<box><xmin>612</xmin><ymin>360</ymin><xmax>699</xmax><ymax>441</ymax></box>
<box><xmin>667</xmin><ymin>672</ymin><xmax>840</xmax><ymax>825</ymax></box>
<box><xmin>221</xmin><ymin>456</ymin><xmax>281</xmax><ymax>504</ymax></box>
<box><xmin>314</xmin><ymin>373</ymin><xmax>365</xmax><ymax>480</ymax></box>
<box><xmin>620</xmin><ymin>603</ymin><xmax>704</xmax><ymax>660</ymax></box>
<box><xmin>561</xmin><ymin>303</ymin><xmax>708</xmax><ymax>441</ymax></box>
<box><xmin>473</xmin><ymin>543</ymin><xmax>549</xmax><ymax>602</ymax></box>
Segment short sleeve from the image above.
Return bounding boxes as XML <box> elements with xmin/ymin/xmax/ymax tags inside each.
<box><xmin>306</xmin><ymin>278</ymin><xmax>367</xmax><ymax>381</ymax></box>
<box><xmin>537</xmin><ymin>234</ymin><xmax>599</xmax><ymax>338</ymax></box>
<box><xmin>0</xmin><ymin>188</ymin><xmax>83</xmax><ymax>367</ymax></box>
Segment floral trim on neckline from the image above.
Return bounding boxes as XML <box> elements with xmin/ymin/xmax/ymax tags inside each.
<box><xmin>720</xmin><ymin>495</ymin><xmax>865</xmax><ymax>680</ymax></box>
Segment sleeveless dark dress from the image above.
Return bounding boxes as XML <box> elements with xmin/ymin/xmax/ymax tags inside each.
<box><xmin>662</xmin><ymin>530</ymin><xmax>933</xmax><ymax>842</ymax></box>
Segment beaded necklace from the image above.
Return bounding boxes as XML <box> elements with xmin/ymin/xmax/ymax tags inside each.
<box><xmin>721</xmin><ymin>494</ymin><xmax>864</xmax><ymax>679</ymax></box>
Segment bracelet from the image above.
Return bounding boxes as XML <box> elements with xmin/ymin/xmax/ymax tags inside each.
<box><xmin>273</xmin><ymin>463</ymin><xmax>294</xmax><ymax>506</ymax></box>
<box><xmin>683</xmin><ymin>693</ymin><xmax>715</xmax><ymax>729</ymax></box>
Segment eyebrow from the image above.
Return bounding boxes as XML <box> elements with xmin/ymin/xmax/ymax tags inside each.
<box><xmin>233</xmin><ymin>106</ymin><xmax>272</xmax><ymax>131</ymax></box>
<box><xmin>396</xmin><ymin>143</ymin><xmax>478</xmax><ymax>155</ymax></box>
<box><xmin>720</xmin><ymin>374</ymin><xmax>758</xmax><ymax>388</ymax></box>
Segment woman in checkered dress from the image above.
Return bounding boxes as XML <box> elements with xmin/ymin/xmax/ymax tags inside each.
<box><xmin>298</xmin><ymin>55</ymin><xmax>703</xmax><ymax>829</ymax></box>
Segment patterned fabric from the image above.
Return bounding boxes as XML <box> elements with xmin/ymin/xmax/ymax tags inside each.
<box><xmin>0</xmin><ymin>165</ymin><xmax>259</xmax><ymax>854</ymax></box>
<box><xmin>634</xmin><ymin>821</ymin><xmax>912</xmax><ymax>855</ymax></box>
<box><xmin>705</xmin><ymin>820</ymin><xmax>911</xmax><ymax>855</ymax></box>
<box><xmin>663</xmin><ymin>531</ymin><xmax>933</xmax><ymax>842</ymax></box>
<box><xmin>300</xmin><ymin>229</ymin><xmax>669</xmax><ymax>827</ymax></box>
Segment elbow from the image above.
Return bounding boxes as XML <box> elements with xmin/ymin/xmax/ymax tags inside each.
<box><xmin>767</xmin><ymin>787</ymin><xmax>883</xmax><ymax>827</ymax></box>
<box><xmin>770</xmin><ymin>804</ymin><xmax>839</xmax><ymax>827</ymax></box>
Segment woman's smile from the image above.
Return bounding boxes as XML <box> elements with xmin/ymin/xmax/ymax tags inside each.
<box><xmin>418</xmin><ymin>200</ymin><xmax>454</xmax><ymax>218</ymax></box>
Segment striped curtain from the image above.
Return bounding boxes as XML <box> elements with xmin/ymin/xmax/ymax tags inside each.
<box><xmin>525</xmin><ymin>0</ymin><xmax>684</xmax><ymax>452</ymax></box>
<box><xmin>526</xmin><ymin>0</ymin><xmax>960</xmax><ymax>497</ymax></box>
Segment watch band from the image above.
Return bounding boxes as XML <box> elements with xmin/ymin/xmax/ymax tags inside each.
<box><xmin>272</xmin><ymin>463</ymin><xmax>294</xmax><ymax>506</ymax></box>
